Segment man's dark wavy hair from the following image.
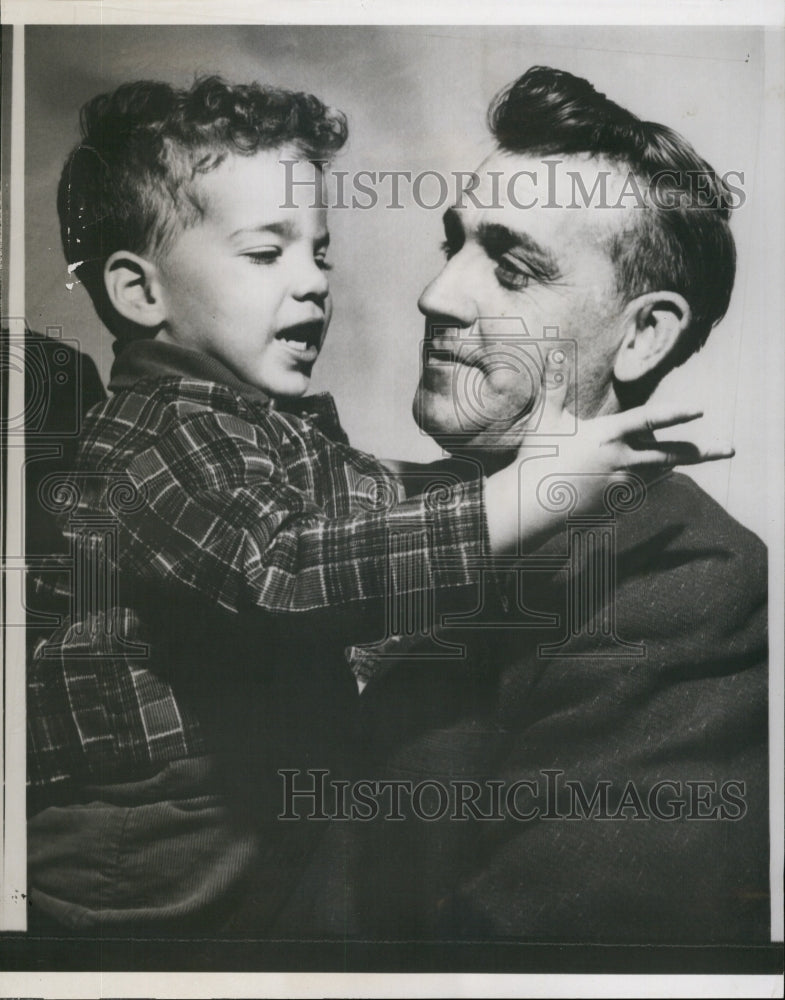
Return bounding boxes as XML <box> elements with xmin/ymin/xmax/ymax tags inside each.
<box><xmin>58</xmin><ymin>75</ymin><xmax>348</xmax><ymax>341</ymax></box>
<box><xmin>488</xmin><ymin>66</ymin><xmax>736</xmax><ymax>371</ymax></box>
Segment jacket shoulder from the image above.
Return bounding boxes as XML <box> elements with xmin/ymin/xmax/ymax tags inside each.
<box><xmin>620</xmin><ymin>472</ymin><xmax>767</xmax><ymax>631</ymax></box>
<box><xmin>659</xmin><ymin>472</ymin><xmax>766</xmax><ymax>562</ymax></box>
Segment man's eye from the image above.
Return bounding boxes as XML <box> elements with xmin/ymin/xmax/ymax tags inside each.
<box><xmin>495</xmin><ymin>256</ymin><xmax>532</xmax><ymax>291</ymax></box>
<box><xmin>244</xmin><ymin>249</ymin><xmax>282</xmax><ymax>265</ymax></box>
<box><xmin>315</xmin><ymin>255</ymin><xmax>333</xmax><ymax>272</ymax></box>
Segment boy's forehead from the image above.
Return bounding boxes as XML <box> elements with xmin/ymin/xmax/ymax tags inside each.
<box><xmin>193</xmin><ymin>149</ymin><xmax>327</xmax><ymax>230</ymax></box>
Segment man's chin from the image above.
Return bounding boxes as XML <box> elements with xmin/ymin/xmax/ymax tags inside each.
<box><xmin>412</xmin><ymin>385</ymin><xmax>460</xmax><ymax>441</ymax></box>
<box><xmin>412</xmin><ymin>385</ymin><xmax>521</xmax><ymax>457</ymax></box>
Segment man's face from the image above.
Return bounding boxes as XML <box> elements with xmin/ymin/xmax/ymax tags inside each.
<box><xmin>414</xmin><ymin>150</ymin><xmax>635</xmax><ymax>450</ymax></box>
<box><xmin>154</xmin><ymin>150</ymin><xmax>331</xmax><ymax>397</ymax></box>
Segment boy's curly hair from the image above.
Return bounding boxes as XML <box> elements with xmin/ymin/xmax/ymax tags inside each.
<box><xmin>58</xmin><ymin>76</ymin><xmax>348</xmax><ymax>340</ymax></box>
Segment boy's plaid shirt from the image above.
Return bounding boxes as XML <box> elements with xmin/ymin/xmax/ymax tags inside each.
<box><xmin>27</xmin><ymin>342</ymin><xmax>491</xmax><ymax>793</ymax></box>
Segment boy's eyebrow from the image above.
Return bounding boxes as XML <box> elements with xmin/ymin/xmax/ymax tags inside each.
<box><xmin>229</xmin><ymin>220</ymin><xmax>299</xmax><ymax>240</ymax></box>
<box><xmin>229</xmin><ymin>221</ymin><xmax>330</xmax><ymax>247</ymax></box>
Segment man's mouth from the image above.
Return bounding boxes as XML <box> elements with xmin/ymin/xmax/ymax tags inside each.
<box><xmin>423</xmin><ymin>322</ymin><xmax>482</xmax><ymax>369</ymax></box>
<box><xmin>424</xmin><ymin>340</ymin><xmax>481</xmax><ymax>370</ymax></box>
<box><xmin>274</xmin><ymin>320</ymin><xmax>324</xmax><ymax>362</ymax></box>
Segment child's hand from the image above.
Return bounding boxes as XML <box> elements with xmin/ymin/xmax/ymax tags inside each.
<box><xmin>525</xmin><ymin>349</ymin><xmax>734</xmax><ymax>476</ymax></box>
<box><xmin>484</xmin><ymin>349</ymin><xmax>734</xmax><ymax>554</ymax></box>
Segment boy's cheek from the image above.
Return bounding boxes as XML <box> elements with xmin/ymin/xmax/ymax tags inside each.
<box><xmin>322</xmin><ymin>301</ymin><xmax>334</xmax><ymax>338</ymax></box>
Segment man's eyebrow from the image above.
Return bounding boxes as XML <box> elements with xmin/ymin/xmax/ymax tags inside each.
<box><xmin>442</xmin><ymin>207</ymin><xmax>464</xmax><ymax>242</ymax></box>
<box><xmin>477</xmin><ymin>222</ymin><xmax>561</xmax><ymax>280</ymax></box>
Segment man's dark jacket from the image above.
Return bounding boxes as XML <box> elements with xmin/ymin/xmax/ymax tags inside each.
<box><xmin>280</xmin><ymin>471</ymin><xmax>769</xmax><ymax>944</ymax></box>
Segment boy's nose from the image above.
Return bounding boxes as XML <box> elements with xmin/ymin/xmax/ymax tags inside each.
<box><xmin>292</xmin><ymin>256</ymin><xmax>330</xmax><ymax>303</ymax></box>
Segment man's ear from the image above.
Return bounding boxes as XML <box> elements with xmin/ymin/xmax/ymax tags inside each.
<box><xmin>103</xmin><ymin>251</ymin><xmax>166</xmax><ymax>331</ymax></box>
<box><xmin>613</xmin><ymin>291</ymin><xmax>692</xmax><ymax>383</ymax></box>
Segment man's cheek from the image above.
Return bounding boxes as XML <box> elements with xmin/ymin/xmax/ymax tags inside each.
<box><xmin>484</xmin><ymin>367</ymin><xmax>537</xmax><ymax>414</ymax></box>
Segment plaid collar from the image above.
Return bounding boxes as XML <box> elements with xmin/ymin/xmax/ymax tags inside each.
<box><xmin>109</xmin><ymin>338</ymin><xmax>349</xmax><ymax>442</ymax></box>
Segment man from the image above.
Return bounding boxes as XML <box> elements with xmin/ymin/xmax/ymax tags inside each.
<box><xmin>280</xmin><ymin>66</ymin><xmax>768</xmax><ymax>944</ymax></box>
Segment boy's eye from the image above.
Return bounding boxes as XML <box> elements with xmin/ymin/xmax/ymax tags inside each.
<box><xmin>244</xmin><ymin>248</ymin><xmax>282</xmax><ymax>265</ymax></box>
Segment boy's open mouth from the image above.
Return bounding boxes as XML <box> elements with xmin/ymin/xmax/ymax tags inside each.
<box><xmin>274</xmin><ymin>320</ymin><xmax>324</xmax><ymax>362</ymax></box>
<box><xmin>275</xmin><ymin>320</ymin><xmax>323</xmax><ymax>352</ymax></box>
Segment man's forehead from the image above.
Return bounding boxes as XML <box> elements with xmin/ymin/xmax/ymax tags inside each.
<box><xmin>472</xmin><ymin>149</ymin><xmax>633</xmax><ymax>197</ymax></box>
<box><xmin>454</xmin><ymin>149</ymin><xmax>637</xmax><ymax>244</ymax></box>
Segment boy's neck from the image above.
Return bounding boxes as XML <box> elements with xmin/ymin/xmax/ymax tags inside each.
<box><xmin>109</xmin><ymin>338</ymin><xmax>272</xmax><ymax>406</ymax></box>
<box><xmin>108</xmin><ymin>336</ymin><xmax>348</xmax><ymax>443</ymax></box>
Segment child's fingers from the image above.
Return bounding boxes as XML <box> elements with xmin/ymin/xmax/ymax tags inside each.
<box><xmin>696</xmin><ymin>445</ymin><xmax>736</xmax><ymax>462</ymax></box>
<box><xmin>626</xmin><ymin>441</ymin><xmax>735</xmax><ymax>468</ymax></box>
<box><xmin>606</xmin><ymin>403</ymin><xmax>705</xmax><ymax>437</ymax></box>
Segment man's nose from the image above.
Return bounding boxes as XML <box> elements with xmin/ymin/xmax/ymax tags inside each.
<box><xmin>417</xmin><ymin>258</ymin><xmax>477</xmax><ymax>328</ymax></box>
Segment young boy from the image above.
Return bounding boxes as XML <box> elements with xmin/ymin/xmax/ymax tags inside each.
<box><xmin>27</xmin><ymin>76</ymin><xmax>724</xmax><ymax>935</ymax></box>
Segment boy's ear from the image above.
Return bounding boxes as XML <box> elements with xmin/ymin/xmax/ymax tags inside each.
<box><xmin>104</xmin><ymin>251</ymin><xmax>167</xmax><ymax>330</ymax></box>
<box><xmin>613</xmin><ymin>291</ymin><xmax>692</xmax><ymax>383</ymax></box>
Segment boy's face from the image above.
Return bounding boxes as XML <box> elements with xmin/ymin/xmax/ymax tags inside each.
<box><xmin>154</xmin><ymin>149</ymin><xmax>331</xmax><ymax>397</ymax></box>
